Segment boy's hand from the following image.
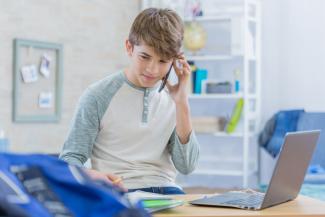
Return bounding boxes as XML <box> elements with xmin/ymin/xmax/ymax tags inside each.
<box><xmin>166</xmin><ymin>54</ymin><xmax>191</xmax><ymax>105</ymax></box>
<box><xmin>84</xmin><ymin>168</ymin><xmax>127</xmax><ymax>192</ymax></box>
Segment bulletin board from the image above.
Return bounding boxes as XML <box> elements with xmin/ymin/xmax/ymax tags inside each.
<box><xmin>13</xmin><ymin>39</ymin><xmax>63</xmax><ymax>123</ymax></box>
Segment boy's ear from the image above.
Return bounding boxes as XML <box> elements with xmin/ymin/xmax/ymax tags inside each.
<box><xmin>125</xmin><ymin>40</ymin><xmax>133</xmax><ymax>57</ymax></box>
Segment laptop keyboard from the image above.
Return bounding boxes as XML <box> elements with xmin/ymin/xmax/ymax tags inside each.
<box><xmin>221</xmin><ymin>192</ymin><xmax>264</xmax><ymax>207</ymax></box>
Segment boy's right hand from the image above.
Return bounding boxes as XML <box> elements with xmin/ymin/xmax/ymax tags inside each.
<box><xmin>84</xmin><ymin>168</ymin><xmax>127</xmax><ymax>192</ymax></box>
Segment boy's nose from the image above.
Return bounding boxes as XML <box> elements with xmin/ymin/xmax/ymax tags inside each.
<box><xmin>146</xmin><ymin>61</ymin><xmax>159</xmax><ymax>75</ymax></box>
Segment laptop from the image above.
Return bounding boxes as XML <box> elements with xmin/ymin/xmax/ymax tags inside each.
<box><xmin>190</xmin><ymin>130</ymin><xmax>320</xmax><ymax>210</ymax></box>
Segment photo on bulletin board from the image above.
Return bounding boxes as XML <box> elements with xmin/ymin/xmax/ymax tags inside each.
<box><xmin>13</xmin><ymin>39</ymin><xmax>63</xmax><ymax>123</ymax></box>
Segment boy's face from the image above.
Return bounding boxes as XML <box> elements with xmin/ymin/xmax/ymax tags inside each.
<box><xmin>125</xmin><ymin>40</ymin><xmax>173</xmax><ymax>88</ymax></box>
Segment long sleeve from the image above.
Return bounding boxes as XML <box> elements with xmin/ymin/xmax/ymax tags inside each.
<box><xmin>59</xmin><ymin>89</ymin><xmax>100</xmax><ymax>166</ymax></box>
<box><xmin>168</xmin><ymin>129</ymin><xmax>200</xmax><ymax>174</ymax></box>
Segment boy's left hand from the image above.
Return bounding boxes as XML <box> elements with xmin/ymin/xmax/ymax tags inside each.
<box><xmin>166</xmin><ymin>54</ymin><xmax>191</xmax><ymax>104</ymax></box>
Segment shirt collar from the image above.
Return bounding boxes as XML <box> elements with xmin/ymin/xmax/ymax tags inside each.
<box><xmin>121</xmin><ymin>71</ymin><xmax>160</xmax><ymax>92</ymax></box>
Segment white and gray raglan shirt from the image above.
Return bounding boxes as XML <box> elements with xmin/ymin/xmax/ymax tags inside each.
<box><xmin>59</xmin><ymin>71</ymin><xmax>199</xmax><ymax>189</ymax></box>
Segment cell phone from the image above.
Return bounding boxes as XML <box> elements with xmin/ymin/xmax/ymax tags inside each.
<box><xmin>158</xmin><ymin>63</ymin><xmax>173</xmax><ymax>93</ymax></box>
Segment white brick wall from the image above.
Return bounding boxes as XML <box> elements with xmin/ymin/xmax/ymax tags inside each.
<box><xmin>0</xmin><ymin>0</ymin><xmax>140</xmax><ymax>153</ymax></box>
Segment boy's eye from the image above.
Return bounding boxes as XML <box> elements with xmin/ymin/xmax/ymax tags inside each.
<box><xmin>140</xmin><ymin>55</ymin><xmax>149</xmax><ymax>60</ymax></box>
<box><xmin>159</xmin><ymin>60</ymin><xmax>168</xmax><ymax>64</ymax></box>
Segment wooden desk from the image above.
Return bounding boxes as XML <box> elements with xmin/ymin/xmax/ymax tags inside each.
<box><xmin>154</xmin><ymin>194</ymin><xmax>325</xmax><ymax>217</ymax></box>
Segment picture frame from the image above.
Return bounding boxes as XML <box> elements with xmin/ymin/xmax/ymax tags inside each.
<box><xmin>13</xmin><ymin>39</ymin><xmax>63</xmax><ymax>123</ymax></box>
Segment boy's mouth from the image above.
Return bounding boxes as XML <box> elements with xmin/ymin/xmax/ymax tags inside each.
<box><xmin>142</xmin><ymin>74</ymin><xmax>157</xmax><ymax>81</ymax></box>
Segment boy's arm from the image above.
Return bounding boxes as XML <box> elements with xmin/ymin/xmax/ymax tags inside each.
<box><xmin>59</xmin><ymin>89</ymin><xmax>100</xmax><ymax>166</ymax></box>
<box><xmin>175</xmin><ymin>100</ymin><xmax>192</xmax><ymax>144</ymax></box>
<box><xmin>168</xmin><ymin>99</ymin><xmax>199</xmax><ymax>175</ymax></box>
<box><xmin>168</xmin><ymin>127</ymin><xmax>200</xmax><ymax>175</ymax></box>
<box><xmin>166</xmin><ymin>56</ymin><xmax>200</xmax><ymax>174</ymax></box>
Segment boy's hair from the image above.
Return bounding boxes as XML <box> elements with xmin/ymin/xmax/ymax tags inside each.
<box><xmin>128</xmin><ymin>8</ymin><xmax>184</xmax><ymax>60</ymax></box>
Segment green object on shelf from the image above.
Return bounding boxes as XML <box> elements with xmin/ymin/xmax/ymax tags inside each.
<box><xmin>226</xmin><ymin>98</ymin><xmax>244</xmax><ymax>133</ymax></box>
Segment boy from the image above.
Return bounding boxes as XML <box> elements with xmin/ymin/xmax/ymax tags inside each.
<box><xmin>59</xmin><ymin>8</ymin><xmax>199</xmax><ymax>194</ymax></box>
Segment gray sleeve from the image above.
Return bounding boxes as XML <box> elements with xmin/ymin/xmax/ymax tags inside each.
<box><xmin>59</xmin><ymin>89</ymin><xmax>100</xmax><ymax>166</ymax></box>
<box><xmin>168</xmin><ymin>129</ymin><xmax>200</xmax><ymax>175</ymax></box>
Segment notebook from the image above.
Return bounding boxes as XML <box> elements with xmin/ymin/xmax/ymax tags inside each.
<box><xmin>126</xmin><ymin>190</ymin><xmax>184</xmax><ymax>213</ymax></box>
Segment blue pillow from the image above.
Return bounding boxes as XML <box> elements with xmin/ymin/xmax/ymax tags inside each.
<box><xmin>264</xmin><ymin>110</ymin><xmax>304</xmax><ymax>157</ymax></box>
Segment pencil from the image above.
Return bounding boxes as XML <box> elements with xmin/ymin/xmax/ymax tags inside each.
<box><xmin>112</xmin><ymin>177</ymin><xmax>122</xmax><ymax>184</ymax></box>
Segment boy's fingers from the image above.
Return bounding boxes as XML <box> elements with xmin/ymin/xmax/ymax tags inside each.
<box><xmin>113</xmin><ymin>180</ymin><xmax>127</xmax><ymax>192</ymax></box>
<box><xmin>177</xmin><ymin>53</ymin><xmax>185</xmax><ymax>59</ymax></box>
<box><xmin>107</xmin><ymin>174</ymin><xmax>123</xmax><ymax>185</ymax></box>
<box><xmin>175</xmin><ymin>61</ymin><xmax>186</xmax><ymax>76</ymax></box>
<box><xmin>106</xmin><ymin>173</ymin><xmax>119</xmax><ymax>180</ymax></box>
<box><xmin>116</xmin><ymin>183</ymin><xmax>128</xmax><ymax>192</ymax></box>
<box><xmin>107</xmin><ymin>174</ymin><xmax>127</xmax><ymax>192</ymax></box>
<box><xmin>178</xmin><ymin>59</ymin><xmax>190</xmax><ymax>71</ymax></box>
<box><xmin>83</xmin><ymin>167</ymin><xmax>127</xmax><ymax>191</ymax></box>
<box><xmin>175</xmin><ymin>59</ymin><xmax>191</xmax><ymax>77</ymax></box>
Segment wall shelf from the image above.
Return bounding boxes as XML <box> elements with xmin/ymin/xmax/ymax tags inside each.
<box><xmin>187</xmin><ymin>55</ymin><xmax>235</xmax><ymax>61</ymax></box>
<box><xmin>184</xmin><ymin>15</ymin><xmax>234</xmax><ymax>22</ymax></box>
<box><xmin>189</xmin><ymin>93</ymin><xmax>243</xmax><ymax>99</ymax></box>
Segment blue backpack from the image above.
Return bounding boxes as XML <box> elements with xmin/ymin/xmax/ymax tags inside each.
<box><xmin>0</xmin><ymin>153</ymin><xmax>150</xmax><ymax>217</ymax></box>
